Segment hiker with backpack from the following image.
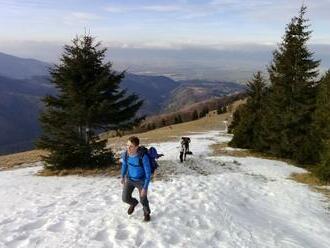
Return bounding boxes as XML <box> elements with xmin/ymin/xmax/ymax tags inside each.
<box><xmin>121</xmin><ymin>136</ymin><xmax>162</xmax><ymax>222</ymax></box>
<box><xmin>180</xmin><ymin>137</ymin><xmax>192</xmax><ymax>162</ymax></box>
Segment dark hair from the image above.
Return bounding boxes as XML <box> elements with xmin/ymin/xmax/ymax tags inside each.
<box><xmin>128</xmin><ymin>136</ymin><xmax>140</xmax><ymax>146</ymax></box>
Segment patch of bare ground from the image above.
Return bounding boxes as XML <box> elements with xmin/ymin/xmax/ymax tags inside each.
<box><xmin>0</xmin><ymin>150</ymin><xmax>47</xmax><ymax>171</ymax></box>
<box><xmin>37</xmin><ymin>163</ymin><xmax>122</xmax><ymax>177</ymax></box>
<box><xmin>290</xmin><ymin>172</ymin><xmax>330</xmax><ymax>200</ymax></box>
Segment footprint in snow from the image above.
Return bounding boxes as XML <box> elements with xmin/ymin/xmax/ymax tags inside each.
<box><xmin>94</xmin><ymin>229</ymin><xmax>110</xmax><ymax>242</ymax></box>
<box><xmin>0</xmin><ymin>217</ymin><xmax>14</xmax><ymax>226</ymax></box>
<box><xmin>115</xmin><ymin>228</ymin><xmax>129</xmax><ymax>240</ymax></box>
<box><xmin>46</xmin><ymin>220</ymin><xmax>66</xmax><ymax>233</ymax></box>
<box><xmin>5</xmin><ymin>238</ymin><xmax>29</xmax><ymax>248</ymax></box>
<box><xmin>16</xmin><ymin>219</ymin><xmax>47</xmax><ymax>232</ymax></box>
<box><xmin>69</xmin><ymin>200</ymin><xmax>78</xmax><ymax>206</ymax></box>
<box><xmin>134</xmin><ymin>227</ymin><xmax>145</xmax><ymax>247</ymax></box>
<box><xmin>38</xmin><ymin>202</ymin><xmax>56</xmax><ymax>209</ymax></box>
<box><xmin>5</xmin><ymin>232</ymin><xmax>30</xmax><ymax>248</ymax></box>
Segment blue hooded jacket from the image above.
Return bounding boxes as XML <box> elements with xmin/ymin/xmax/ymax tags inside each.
<box><xmin>121</xmin><ymin>152</ymin><xmax>151</xmax><ymax>189</ymax></box>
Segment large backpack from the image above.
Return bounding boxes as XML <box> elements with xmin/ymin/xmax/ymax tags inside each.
<box><xmin>124</xmin><ymin>146</ymin><xmax>159</xmax><ymax>174</ymax></box>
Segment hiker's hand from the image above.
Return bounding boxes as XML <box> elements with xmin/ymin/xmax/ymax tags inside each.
<box><xmin>121</xmin><ymin>178</ymin><xmax>125</xmax><ymax>185</ymax></box>
<box><xmin>141</xmin><ymin>189</ymin><xmax>147</xmax><ymax>197</ymax></box>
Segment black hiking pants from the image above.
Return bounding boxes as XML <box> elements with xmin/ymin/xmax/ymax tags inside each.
<box><xmin>180</xmin><ymin>152</ymin><xmax>185</xmax><ymax>162</ymax></box>
<box><xmin>180</xmin><ymin>144</ymin><xmax>188</xmax><ymax>162</ymax></box>
<box><xmin>122</xmin><ymin>179</ymin><xmax>151</xmax><ymax>214</ymax></box>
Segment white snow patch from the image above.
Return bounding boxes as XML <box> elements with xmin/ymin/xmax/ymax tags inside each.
<box><xmin>0</xmin><ymin>131</ymin><xmax>329</xmax><ymax>248</ymax></box>
<box><xmin>208</xmin><ymin>156</ymin><xmax>307</xmax><ymax>179</ymax></box>
<box><xmin>224</xmin><ymin>147</ymin><xmax>246</xmax><ymax>151</ymax></box>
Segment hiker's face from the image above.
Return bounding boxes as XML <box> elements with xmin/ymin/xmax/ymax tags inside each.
<box><xmin>127</xmin><ymin>141</ymin><xmax>138</xmax><ymax>155</ymax></box>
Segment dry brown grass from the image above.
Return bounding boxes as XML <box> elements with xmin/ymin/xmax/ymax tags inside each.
<box><xmin>290</xmin><ymin>172</ymin><xmax>323</xmax><ymax>186</ymax></box>
<box><xmin>37</xmin><ymin>163</ymin><xmax>121</xmax><ymax>177</ymax></box>
<box><xmin>291</xmin><ymin>173</ymin><xmax>330</xmax><ymax>200</ymax></box>
<box><xmin>0</xmin><ymin>149</ymin><xmax>47</xmax><ymax>170</ymax></box>
<box><xmin>315</xmin><ymin>187</ymin><xmax>330</xmax><ymax>200</ymax></box>
<box><xmin>106</xmin><ymin>112</ymin><xmax>232</xmax><ymax>153</ymax></box>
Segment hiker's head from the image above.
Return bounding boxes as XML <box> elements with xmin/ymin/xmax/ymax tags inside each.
<box><xmin>127</xmin><ymin>136</ymin><xmax>139</xmax><ymax>155</ymax></box>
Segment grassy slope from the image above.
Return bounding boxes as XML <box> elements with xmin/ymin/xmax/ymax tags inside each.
<box><xmin>1</xmin><ymin>98</ymin><xmax>329</xmax><ymax>194</ymax></box>
<box><xmin>106</xmin><ymin>111</ymin><xmax>231</xmax><ymax>154</ymax></box>
<box><xmin>0</xmin><ymin>100</ymin><xmax>244</xmax><ymax>170</ymax></box>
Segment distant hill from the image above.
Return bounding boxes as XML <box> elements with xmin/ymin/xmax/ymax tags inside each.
<box><xmin>163</xmin><ymin>80</ymin><xmax>246</xmax><ymax>112</ymax></box>
<box><xmin>0</xmin><ymin>75</ymin><xmax>55</xmax><ymax>154</ymax></box>
<box><xmin>0</xmin><ymin>52</ymin><xmax>246</xmax><ymax>155</ymax></box>
<box><xmin>140</xmin><ymin>92</ymin><xmax>247</xmax><ymax>131</ymax></box>
<box><xmin>0</xmin><ymin>73</ymin><xmax>176</xmax><ymax>154</ymax></box>
<box><xmin>122</xmin><ymin>73</ymin><xmax>178</xmax><ymax>115</ymax></box>
<box><xmin>0</xmin><ymin>52</ymin><xmax>50</xmax><ymax>79</ymax></box>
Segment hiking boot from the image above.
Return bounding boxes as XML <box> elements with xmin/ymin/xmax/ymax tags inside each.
<box><xmin>144</xmin><ymin>213</ymin><xmax>151</xmax><ymax>222</ymax></box>
<box><xmin>127</xmin><ymin>203</ymin><xmax>138</xmax><ymax>215</ymax></box>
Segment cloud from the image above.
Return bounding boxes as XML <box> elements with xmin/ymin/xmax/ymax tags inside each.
<box><xmin>102</xmin><ymin>1</ymin><xmax>289</xmax><ymax>21</ymax></box>
<box><xmin>102</xmin><ymin>1</ymin><xmax>297</xmax><ymax>21</ymax></box>
<box><xmin>141</xmin><ymin>5</ymin><xmax>182</xmax><ymax>12</ymax></box>
<box><xmin>64</xmin><ymin>12</ymin><xmax>101</xmax><ymax>25</ymax></box>
<box><xmin>210</xmin><ymin>0</ymin><xmax>330</xmax><ymax>23</ymax></box>
<box><xmin>104</xmin><ymin>2</ymin><xmax>217</xmax><ymax>20</ymax></box>
<box><xmin>104</xmin><ymin>6</ymin><xmax>128</xmax><ymax>13</ymax></box>
<box><xmin>70</xmin><ymin>12</ymin><xmax>101</xmax><ymax>21</ymax></box>
<box><xmin>177</xmin><ymin>0</ymin><xmax>330</xmax><ymax>23</ymax></box>
<box><xmin>105</xmin><ymin>4</ymin><xmax>182</xmax><ymax>13</ymax></box>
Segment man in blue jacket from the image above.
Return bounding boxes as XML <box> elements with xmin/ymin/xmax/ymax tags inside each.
<box><xmin>121</xmin><ymin>136</ymin><xmax>151</xmax><ymax>222</ymax></box>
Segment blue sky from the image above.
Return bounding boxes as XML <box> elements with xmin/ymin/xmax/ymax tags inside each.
<box><xmin>0</xmin><ymin>0</ymin><xmax>330</xmax><ymax>48</ymax></box>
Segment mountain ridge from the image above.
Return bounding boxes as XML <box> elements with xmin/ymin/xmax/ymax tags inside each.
<box><xmin>0</xmin><ymin>52</ymin><xmax>245</xmax><ymax>155</ymax></box>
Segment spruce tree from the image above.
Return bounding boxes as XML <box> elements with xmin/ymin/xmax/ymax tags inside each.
<box><xmin>192</xmin><ymin>110</ymin><xmax>199</xmax><ymax>120</ymax></box>
<box><xmin>177</xmin><ymin>114</ymin><xmax>183</xmax><ymax>123</ymax></box>
<box><xmin>265</xmin><ymin>5</ymin><xmax>320</xmax><ymax>162</ymax></box>
<box><xmin>228</xmin><ymin>104</ymin><xmax>249</xmax><ymax>147</ymax></box>
<box><xmin>229</xmin><ymin>72</ymin><xmax>267</xmax><ymax>148</ymax></box>
<box><xmin>37</xmin><ymin>35</ymin><xmax>143</xmax><ymax>169</ymax></box>
<box><xmin>199</xmin><ymin>106</ymin><xmax>209</xmax><ymax>118</ymax></box>
<box><xmin>316</xmin><ymin>142</ymin><xmax>330</xmax><ymax>182</ymax></box>
<box><xmin>314</xmin><ymin>71</ymin><xmax>330</xmax><ymax>181</ymax></box>
<box><xmin>228</xmin><ymin>105</ymin><xmax>242</xmax><ymax>134</ymax></box>
<box><xmin>217</xmin><ymin>106</ymin><xmax>224</xmax><ymax>114</ymax></box>
<box><xmin>314</xmin><ymin>71</ymin><xmax>330</xmax><ymax>156</ymax></box>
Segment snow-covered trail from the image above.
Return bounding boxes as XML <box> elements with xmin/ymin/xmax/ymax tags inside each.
<box><xmin>0</xmin><ymin>131</ymin><xmax>329</xmax><ymax>248</ymax></box>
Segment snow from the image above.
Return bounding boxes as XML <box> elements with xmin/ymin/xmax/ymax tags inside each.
<box><xmin>224</xmin><ymin>147</ymin><xmax>246</xmax><ymax>151</ymax></box>
<box><xmin>0</xmin><ymin>131</ymin><xmax>329</xmax><ymax>248</ymax></box>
